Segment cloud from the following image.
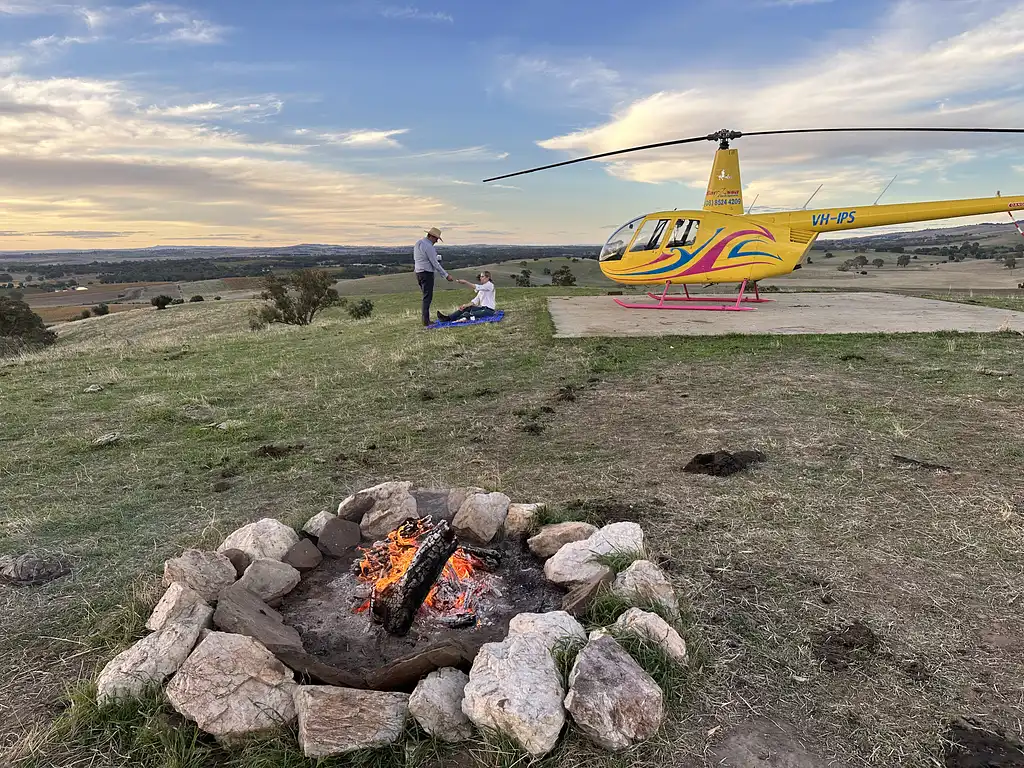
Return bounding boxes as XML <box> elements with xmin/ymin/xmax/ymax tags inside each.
<box><xmin>497</xmin><ymin>54</ymin><xmax>623</xmax><ymax>111</ymax></box>
<box><xmin>317</xmin><ymin>128</ymin><xmax>410</xmax><ymax>148</ymax></box>
<box><xmin>146</xmin><ymin>99</ymin><xmax>284</xmax><ymax>120</ymax></box>
<box><xmin>378</xmin><ymin>5</ymin><xmax>453</xmax><ymax>22</ymax></box>
<box><xmin>139</xmin><ymin>5</ymin><xmax>228</xmax><ymax>44</ymax></box>
<box><xmin>534</xmin><ymin>0</ymin><xmax>1024</xmax><ymax>206</ymax></box>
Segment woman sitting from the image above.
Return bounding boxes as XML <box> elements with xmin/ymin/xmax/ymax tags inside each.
<box><xmin>436</xmin><ymin>271</ymin><xmax>496</xmax><ymax>323</ymax></box>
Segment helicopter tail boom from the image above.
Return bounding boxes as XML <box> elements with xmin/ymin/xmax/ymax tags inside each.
<box><xmin>751</xmin><ymin>195</ymin><xmax>1024</xmax><ymax>233</ymax></box>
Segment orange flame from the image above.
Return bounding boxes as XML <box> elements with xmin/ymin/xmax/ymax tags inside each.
<box><xmin>354</xmin><ymin>518</ymin><xmax>482</xmax><ymax>621</ymax></box>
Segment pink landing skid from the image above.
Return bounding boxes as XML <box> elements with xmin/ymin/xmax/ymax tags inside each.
<box><xmin>613</xmin><ymin>280</ymin><xmax>758</xmax><ymax>312</ymax></box>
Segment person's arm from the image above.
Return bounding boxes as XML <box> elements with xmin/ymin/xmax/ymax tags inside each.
<box><xmin>425</xmin><ymin>242</ymin><xmax>451</xmax><ymax>280</ymax></box>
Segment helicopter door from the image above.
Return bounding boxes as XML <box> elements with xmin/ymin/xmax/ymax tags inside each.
<box><xmin>667</xmin><ymin>218</ymin><xmax>700</xmax><ymax>248</ymax></box>
<box><xmin>627</xmin><ymin>217</ymin><xmax>672</xmax><ymax>254</ymax></box>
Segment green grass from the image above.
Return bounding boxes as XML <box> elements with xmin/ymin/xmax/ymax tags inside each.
<box><xmin>591</xmin><ymin>550</ymin><xmax>646</xmax><ymax>573</ymax></box>
<box><xmin>4</xmin><ymin>286</ymin><xmax>1024</xmax><ymax>766</ymax></box>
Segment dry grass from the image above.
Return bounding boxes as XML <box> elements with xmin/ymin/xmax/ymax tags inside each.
<box><xmin>3</xmin><ymin>289</ymin><xmax>1023</xmax><ymax>767</ymax></box>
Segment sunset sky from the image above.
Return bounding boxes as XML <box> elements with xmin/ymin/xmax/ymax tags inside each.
<box><xmin>2</xmin><ymin>0</ymin><xmax>1023</xmax><ymax>250</ymax></box>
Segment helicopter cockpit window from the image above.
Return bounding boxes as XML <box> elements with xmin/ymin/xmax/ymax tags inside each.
<box><xmin>667</xmin><ymin>219</ymin><xmax>700</xmax><ymax>248</ymax></box>
<box><xmin>599</xmin><ymin>216</ymin><xmax>645</xmax><ymax>262</ymax></box>
<box><xmin>628</xmin><ymin>218</ymin><xmax>671</xmax><ymax>253</ymax></box>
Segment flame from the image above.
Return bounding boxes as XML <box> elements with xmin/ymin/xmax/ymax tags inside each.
<box><xmin>354</xmin><ymin>518</ymin><xmax>483</xmax><ymax>623</ymax></box>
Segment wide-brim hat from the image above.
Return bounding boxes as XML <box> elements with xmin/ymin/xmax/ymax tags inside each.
<box><xmin>426</xmin><ymin>227</ymin><xmax>443</xmax><ymax>241</ymax></box>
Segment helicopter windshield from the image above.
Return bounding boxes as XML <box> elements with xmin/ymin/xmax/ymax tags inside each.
<box><xmin>599</xmin><ymin>216</ymin><xmax>645</xmax><ymax>262</ymax></box>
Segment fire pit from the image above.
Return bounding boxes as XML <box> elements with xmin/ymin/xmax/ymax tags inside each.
<box><xmin>94</xmin><ymin>481</ymin><xmax>687</xmax><ymax>760</ymax></box>
<box><xmin>277</xmin><ymin>513</ymin><xmax>564</xmax><ymax>690</ymax></box>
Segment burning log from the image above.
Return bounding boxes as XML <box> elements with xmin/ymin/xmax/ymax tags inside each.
<box><xmin>458</xmin><ymin>545</ymin><xmax>501</xmax><ymax>571</ymax></box>
<box><xmin>369</xmin><ymin>520</ymin><xmax>458</xmax><ymax>636</ymax></box>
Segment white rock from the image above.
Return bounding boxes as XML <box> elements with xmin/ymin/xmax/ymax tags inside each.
<box><xmin>507</xmin><ymin>611</ymin><xmax>587</xmax><ymax>651</ymax></box>
<box><xmin>166</xmin><ymin>632</ymin><xmax>297</xmax><ymax>743</ymax></box>
<box><xmin>302</xmin><ymin>511</ymin><xmax>334</xmax><ymax>539</ymax></box>
<box><xmin>543</xmin><ymin>522</ymin><xmax>645</xmax><ymax>590</ymax></box>
<box><xmin>146</xmin><ymin>582</ymin><xmax>214</xmax><ymax>632</ymax></box>
<box><xmin>612</xmin><ymin>560</ymin><xmax>680</xmax><ymax>620</ymax></box>
<box><xmin>83</xmin><ymin>384</ymin><xmax>103</xmax><ymax>393</ymax></box>
<box><xmin>236</xmin><ymin>558</ymin><xmax>301</xmax><ymax>603</ymax></box>
<box><xmin>503</xmin><ymin>503</ymin><xmax>544</xmax><ymax>536</ymax></box>
<box><xmin>462</xmin><ymin>634</ymin><xmax>567</xmax><ymax>757</ymax></box>
<box><xmin>543</xmin><ymin>541</ymin><xmax>613</xmax><ymax>590</ymax></box>
<box><xmin>447</xmin><ymin>486</ymin><xmax>485</xmax><ymax>517</ymax></box>
<box><xmin>96</xmin><ymin>621</ymin><xmax>203</xmax><ymax>705</ymax></box>
<box><xmin>564</xmin><ymin>635</ymin><xmax>664</xmax><ymax>751</ymax></box>
<box><xmin>613</xmin><ymin>608</ymin><xmax>688</xmax><ymax>665</ymax></box>
<box><xmin>409</xmin><ymin>668</ymin><xmax>472</xmax><ymax>743</ymax></box>
<box><xmin>218</xmin><ymin>518</ymin><xmax>300</xmax><ymax>562</ymax></box>
<box><xmin>528</xmin><ymin>522</ymin><xmax>598</xmax><ymax>559</ymax></box>
<box><xmin>354</xmin><ymin>481</ymin><xmax>419</xmax><ymax>539</ymax></box>
<box><xmin>453</xmin><ymin>492</ymin><xmax>511</xmax><ymax>545</ymax></box>
<box><xmin>162</xmin><ymin>549</ymin><xmax>237</xmax><ymax>602</ymax></box>
<box><xmin>295</xmin><ymin>686</ymin><xmax>409</xmax><ymax>758</ymax></box>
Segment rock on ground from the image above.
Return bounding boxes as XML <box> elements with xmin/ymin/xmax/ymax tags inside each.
<box><xmin>316</xmin><ymin>518</ymin><xmax>362</xmax><ymax>557</ymax></box>
<box><xmin>96</xmin><ymin>620</ymin><xmax>203</xmax><ymax>705</ymax></box>
<box><xmin>220</xmin><ymin>548</ymin><xmax>251</xmax><ymax>578</ymax></box>
<box><xmin>302</xmin><ymin>511</ymin><xmax>334</xmax><ymax>539</ymax></box>
<box><xmin>166</xmin><ymin>632</ymin><xmax>297</xmax><ymax>743</ymax></box>
<box><xmin>295</xmin><ymin>686</ymin><xmax>409</xmax><ymax>758</ymax></box>
<box><xmin>336</xmin><ymin>491</ymin><xmax>376</xmax><ymax>523</ymax></box>
<box><xmin>612</xmin><ymin>560</ymin><xmax>680</xmax><ymax>620</ymax></box>
<box><xmin>0</xmin><ymin>553</ymin><xmax>71</xmax><ymax>586</ymax></box>
<box><xmin>504</xmin><ymin>503</ymin><xmax>544</xmax><ymax>537</ymax></box>
<box><xmin>544</xmin><ymin>522</ymin><xmax>645</xmax><ymax>590</ymax></box>
<box><xmin>453</xmin><ymin>492</ymin><xmax>511</xmax><ymax>546</ymax></box>
<box><xmin>462</xmin><ymin>611</ymin><xmax>585</xmax><ymax>757</ymax></box>
<box><xmin>409</xmin><ymin>668</ymin><xmax>472</xmax><ymax>743</ymax></box>
<box><xmin>354</xmin><ymin>482</ymin><xmax>420</xmax><ymax>540</ymax></box>
<box><xmin>447</xmin><ymin>486</ymin><xmax>485</xmax><ymax>518</ymax></box>
<box><xmin>236</xmin><ymin>558</ymin><xmax>301</xmax><ymax>604</ymax></box>
<box><xmin>562</xmin><ymin>571</ymin><xmax>615</xmax><ymax>617</ymax></box>
<box><xmin>146</xmin><ymin>582</ymin><xmax>213</xmax><ymax>632</ymax></box>
<box><xmin>283</xmin><ymin>539</ymin><xmax>322</xmax><ymax>571</ymax></box>
<box><xmin>213</xmin><ymin>584</ymin><xmax>303</xmax><ymax>656</ymax></box>
<box><xmin>528</xmin><ymin>522</ymin><xmax>598</xmax><ymax>559</ymax></box>
<box><xmin>613</xmin><ymin>608</ymin><xmax>688</xmax><ymax>664</ymax></box>
<box><xmin>218</xmin><ymin>518</ymin><xmax>299</xmax><ymax>562</ymax></box>
<box><xmin>162</xmin><ymin>549</ymin><xmax>236</xmax><ymax>602</ymax></box>
<box><xmin>564</xmin><ymin>635</ymin><xmax>664</xmax><ymax>751</ymax></box>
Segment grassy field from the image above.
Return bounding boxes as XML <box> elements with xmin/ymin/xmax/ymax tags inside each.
<box><xmin>2</xmin><ymin>289</ymin><xmax>1024</xmax><ymax>767</ymax></box>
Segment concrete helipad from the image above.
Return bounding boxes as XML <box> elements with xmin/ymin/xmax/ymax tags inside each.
<box><xmin>548</xmin><ymin>292</ymin><xmax>1024</xmax><ymax>338</ymax></box>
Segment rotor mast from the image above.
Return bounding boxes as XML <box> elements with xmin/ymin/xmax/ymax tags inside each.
<box><xmin>703</xmin><ymin>129</ymin><xmax>745</xmax><ymax>216</ymax></box>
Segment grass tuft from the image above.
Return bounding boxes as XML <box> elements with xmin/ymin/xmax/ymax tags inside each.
<box><xmin>591</xmin><ymin>549</ymin><xmax>646</xmax><ymax>573</ymax></box>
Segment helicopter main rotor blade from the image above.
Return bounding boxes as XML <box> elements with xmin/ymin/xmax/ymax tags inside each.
<box><xmin>482</xmin><ymin>126</ymin><xmax>1024</xmax><ymax>183</ymax></box>
<box><xmin>481</xmin><ymin>133</ymin><xmax>715</xmax><ymax>182</ymax></box>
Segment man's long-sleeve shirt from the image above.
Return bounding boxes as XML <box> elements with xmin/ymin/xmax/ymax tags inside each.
<box><xmin>413</xmin><ymin>237</ymin><xmax>449</xmax><ymax>279</ymax></box>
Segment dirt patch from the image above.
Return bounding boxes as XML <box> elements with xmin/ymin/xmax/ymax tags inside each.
<box><xmin>684</xmin><ymin>449</ymin><xmax>766</xmax><ymax>477</ymax></box>
<box><xmin>943</xmin><ymin>719</ymin><xmax>1024</xmax><ymax>768</ymax></box>
<box><xmin>254</xmin><ymin>443</ymin><xmax>305</xmax><ymax>459</ymax></box>
<box><xmin>812</xmin><ymin>620</ymin><xmax>881</xmax><ymax>666</ymax></box>
<box><xmin>710</xmin><ymin>718</ymin><xmax>827</xmax><ymax>767</ymax></box>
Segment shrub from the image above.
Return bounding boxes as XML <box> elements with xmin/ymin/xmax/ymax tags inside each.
<box><xmin>824</xmin><ymin>251</ymin><xmax>835</xmax><ymax>258</ymax></box>
<box><xmin>1006</xmin><ymin>256</ymin><xmax>1017</xmax><ymax>269</ymax></box>
<box><xmin>550</xmin><ymin>266</ymin><xmax>577</xmax><ymax>286</ymax></box>
<box><xmin>79</xmin><ymin>309</ymin><xmax>91</xmax><ymax>320</ymax></box>
<box><xmin>872</xmin><ymin>258</ymin><xmax>885</xmax><ymax>269</ymax></box>
<box><xmin>151</xmin><ymin>295</ymin><xmax>173</xmax><ymax>310</ymax></box>
<box><xmin>898</xmin><ymin>254</ymin><xmax>911</xmax><ymax>267</ymax></box>
<box><xmin>214</xmin><ymin>295</ymin><xmax>222</xmax><ymax>301</ymax></box>
<box><xmin>515</xmin><ymin>269</ymin><xmax>532</xmax><ymax>288</ymax></box>
<box><xmin>170</xmin><ymin>298</ymin><xmax>185</xmax><ymax>305</ymax></box>
<box><xmin>1</xmin><ymin>295</ymin><xmax>57</xmax><ymax>354</ymax></box>
<box><xmin>92</xmin><ymin>303</ymin><xmax>110</xmax><ymax>316</ymax></box>
<box><xmin>347</xmin><ymin>298</ymin><xmax>373</xmax><ymax>319</ymax></box>
<box><xmin>251</xmin><ymin>269</ymin><xmax>340</xmax><ymax>328</ymax></box>
<box><xmin>189</xmin><ymin>295</ymin><xmax>204</xmax><ymax>302</ymax></box>
<box><xmin>542</xmin><ymin>268</ymin><xmax>551</xmax><ymax>275</ymax></box>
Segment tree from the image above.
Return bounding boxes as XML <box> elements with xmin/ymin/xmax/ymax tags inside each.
<box><xmin>151</xmin><ymin>295</ymin><xmax>173</xmax><ymax>310</ymax></box>
<box><xmin>550</xmin><ymin>266</ymin><xmax>577</xmax><ymax>286</ymax></box>
<box><xmin>92</xmin><ymin>303</ymin><xmax>110</xmax><ymax>316</ymax></box>
<box><xmin>250</xmin><ymin>269</ymin><xmax>340</xmax><ymax>328</ymax></box>
<box><xmin>189</xmin><ymin>295</ymin><xmax>204</xmax><ymax>302</ymax></box>
<box><xmin>515</xmin><ymin>269</ymin><xmax>532</xmax><ymax>288</ymax></box>
<box><xmin>852</xmin><ymin>255</ymin><xmax>869</xmax><ymax>267</ymax></box>
<box><xmin>1</xmin><ymin>295</ymin><xmax>57</xmax><ymax>354</ymax></box>
<box><xmin>890</xmin><ymin>246</ymin><xmax>904</xmax><ymax>254</ymax></box>
<box><xmin>542</xmin><ymin>268</ymin><xmax>551</xmax><ymax>275</ymax></box>
<box><xmin>897</xmin><ymin>253</ymin><xmax>911</xmax><ymax>267</ymax></box>
<box><xmin>1015</xmin><ymin>243</ymin><xmax>1023</xmax><ymax>256</ymax></box>
<box><xmin>79</xmin><ymin>309</ymin><xmax>92</xmax><ymax>320</ymax></box>
<box><xmin>1006</xmin><ymin>255</ymin><xmax>1017</xmax><ymax>270</ymax></box>
<box><xmin>872</xmin><ymin>258</ymin><xmax>884</xmax><ymax>268</ymax></box>
<box><xmin>0</xmin><ymin>273</ymin><xmax>11</xmax><ymax>282</ymax></box>
<box><xmin>824</xmin><ymin>251</ymin><xmax>835</xmax><ymax>259</ymax></box>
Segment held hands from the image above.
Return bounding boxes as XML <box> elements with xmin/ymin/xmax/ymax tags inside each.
<box><xmin>445</xmin><ymin>275</ymin><xmax>454</xmax><ymax>282</ymax></box>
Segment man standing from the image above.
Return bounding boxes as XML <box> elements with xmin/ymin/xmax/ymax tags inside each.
<box><xmin>413</xmin><ymin>227</ymin><xmax>453</xmax><ymax>326</ymax></box>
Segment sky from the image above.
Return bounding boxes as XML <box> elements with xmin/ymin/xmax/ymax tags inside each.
<box><xmin>1</xmin><ymin>0</ymin><xmax>1023</xmax><ymax>250</ymax></box>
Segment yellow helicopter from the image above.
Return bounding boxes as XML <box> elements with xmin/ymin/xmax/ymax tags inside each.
<box><xmin>484</xmin><ymin>128</ymin><xmax>1024</xmax><ymax>311</ymax></box>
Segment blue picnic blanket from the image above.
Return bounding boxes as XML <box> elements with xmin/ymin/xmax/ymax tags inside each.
<box><xmin>426</xmin><ymin>310</ymin><xmax>505</xmax><ymax>330</ymax></box>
